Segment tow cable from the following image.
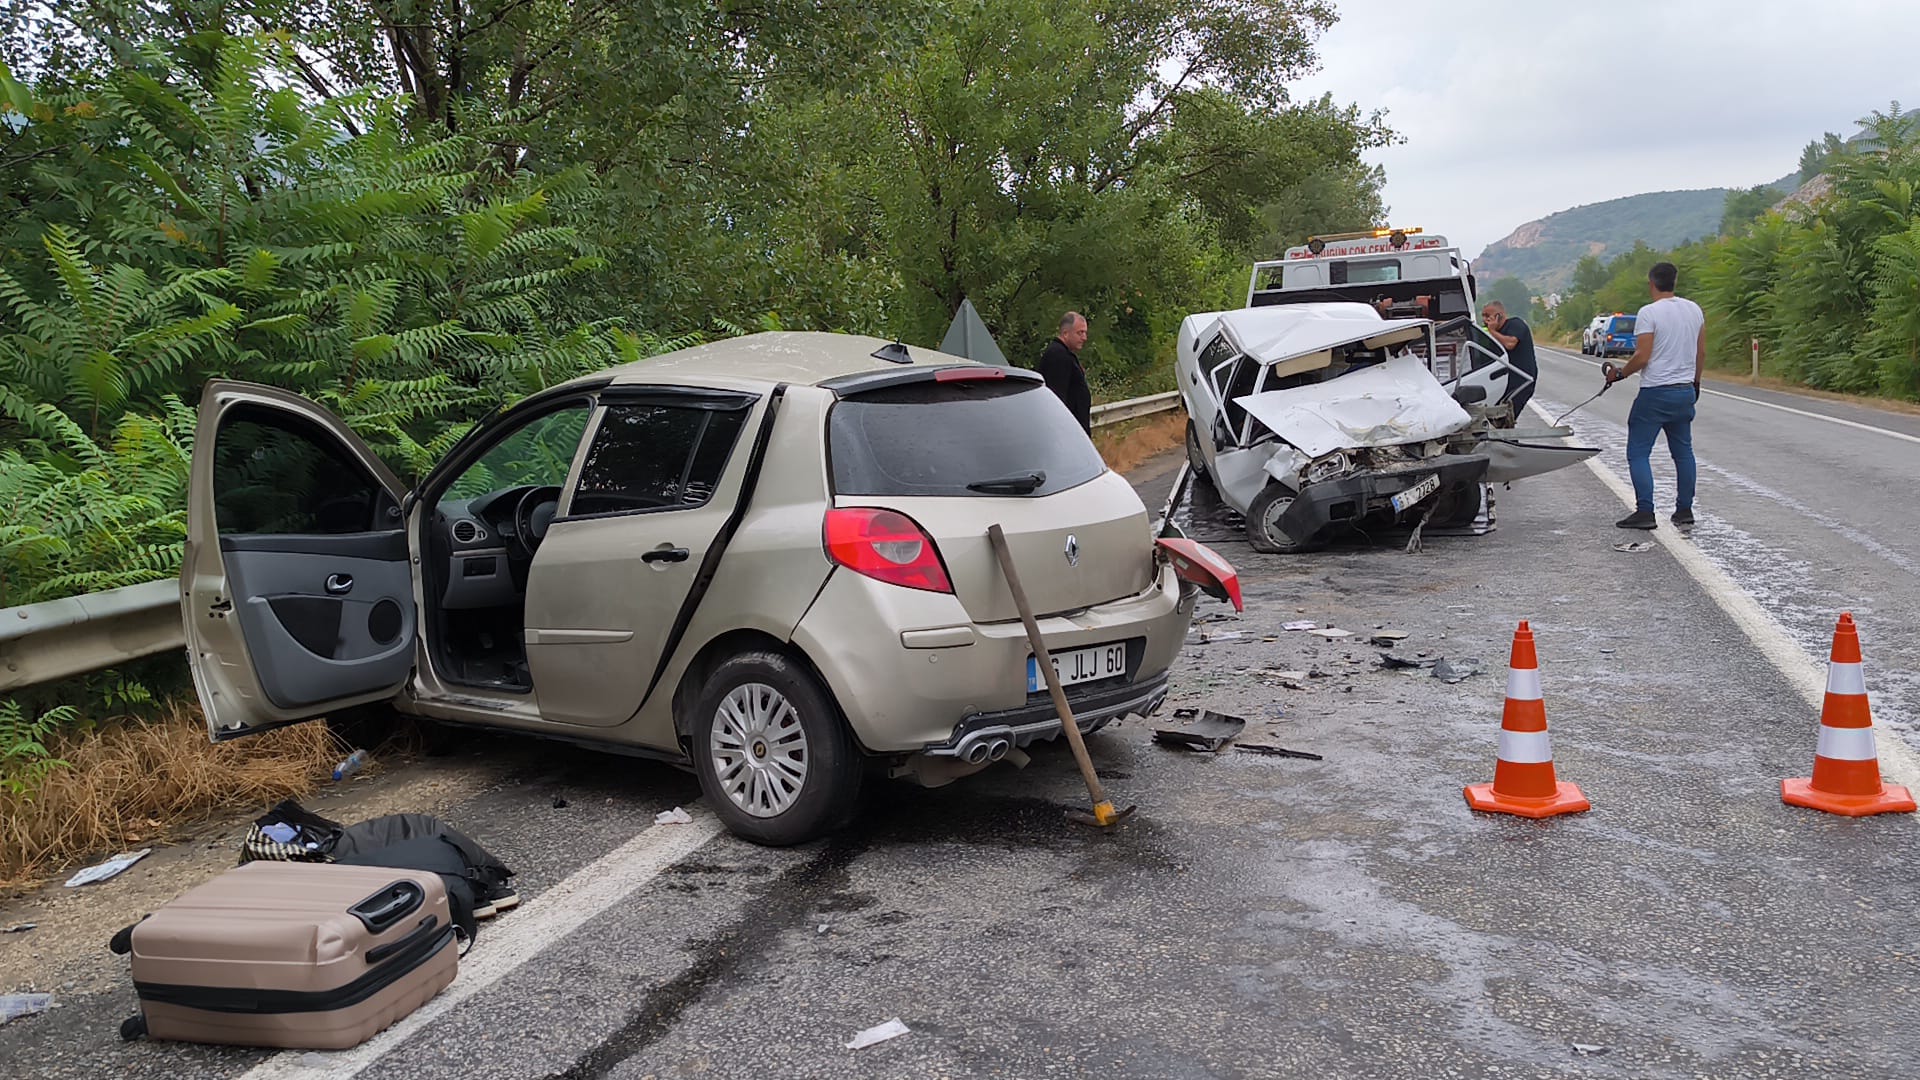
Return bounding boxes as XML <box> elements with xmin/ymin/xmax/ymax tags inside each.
<box><xmin>1552</xmin><ymin>361</ymin><xmax>1622</xmax><ymax>425</ymax></box>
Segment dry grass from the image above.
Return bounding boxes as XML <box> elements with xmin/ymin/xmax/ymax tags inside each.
<box><xmin>0</xmin><ymin>703</ymin><xmax>342</xmax><ymax>888</ymax></box>
<box><xmin>1095</xmin><ymin>411</ymin><xmax>1187</xmax><ymax>474</ymax></box>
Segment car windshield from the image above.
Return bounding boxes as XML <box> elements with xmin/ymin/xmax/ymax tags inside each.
<box><xmin>828</xmin><ymin>380</ymin><xmax>1106</xmax><ymax>498</ymax></box>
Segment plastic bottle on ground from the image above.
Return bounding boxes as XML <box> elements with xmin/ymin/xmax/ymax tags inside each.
<box><xmin>332</xmin><ymin>749</ymin><xmax>369</xmax><ymax>781</ymax></box>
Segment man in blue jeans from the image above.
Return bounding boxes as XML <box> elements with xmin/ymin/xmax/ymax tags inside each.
<box><xmin>1605</xmin><ymin>261</ymin><xmax>1705</xmax><ymax>529</ymax></box>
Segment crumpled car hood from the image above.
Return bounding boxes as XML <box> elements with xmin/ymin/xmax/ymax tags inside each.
<box><xmin>1233</xmin><ymin>353</ymin><xmax>1471</xmax><ymax>458</ymax></box>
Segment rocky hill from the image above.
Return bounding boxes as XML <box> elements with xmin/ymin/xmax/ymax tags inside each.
<box><xmin>1472</xmin><ymin>189</ymin><xmax>1732</xmax><ymax>292</ymax></box>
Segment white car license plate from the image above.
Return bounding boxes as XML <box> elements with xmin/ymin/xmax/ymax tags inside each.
<box><xmin>1028</xmin><ymin>643</ymin><xmax>1127</xmax><ymax>693</ymax></box>
<box><xmin>1391</xmin><ymin>473</ymin><xmax>1441</xmax><ymax>513</ymax></box>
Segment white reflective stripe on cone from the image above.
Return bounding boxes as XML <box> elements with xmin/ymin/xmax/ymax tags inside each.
<box><xmin>1816</xmin><ymin>724</ymin><xmax>1879</xmax><ymax>762</ymax></box>
<box><xmin>1497</xmin><ymin>729</ymin><xmax>1553</xmax><ymax>764</ymax></box>
<box><xmin>1505</xmin><ymin>667</ymin><xmax>1543</xmax><ymax>701</ymax></box>
<box><xmin>1826</xmin><ymin>662</ymin><xmax>1867</xmax><ymax>696</ymax></box>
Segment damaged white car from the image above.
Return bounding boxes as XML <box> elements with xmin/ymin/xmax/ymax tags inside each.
<box><xmin>1177</xmin><ymin>304</ymin><xmax>1597</xmax><ymax>553</ymax></box>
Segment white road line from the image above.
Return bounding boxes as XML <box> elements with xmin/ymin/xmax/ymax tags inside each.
<box><xmin>1540</xmin><ymin>347</ymin><xmax>1920</xmax><ymax>447</ymax></box>
<box><xmin>1528</xmin><ymin>400</ymin><xmax>1920</xmax><ymax>794</ymax></box>
<box><xmin>238</xmin><ymin>811</ymin><xmax>725</xmax><ymax>1080</ymax></box>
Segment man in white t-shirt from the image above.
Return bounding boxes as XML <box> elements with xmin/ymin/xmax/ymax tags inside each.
<box><xmin>1604</xmin><ymin>261</ymin><xmax>1705</xmax><ymax>529</ymax></box>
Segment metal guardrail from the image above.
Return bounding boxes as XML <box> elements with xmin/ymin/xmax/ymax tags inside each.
<box><xmin>1091</xmin><ymin>390</ymin><xmax>1182</xmax><ymax>427</ymax></box>
<box><xmin>0</xmin><ymin>388</ymin><xmax>1190</xmax><ymax>694</ymax></box>
<box><xmin>0</xmin><ymin>580</ymin><xmax>183</xmax><ymax>693</ymax></box>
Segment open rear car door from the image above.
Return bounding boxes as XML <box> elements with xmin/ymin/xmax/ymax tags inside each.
<box><xmin>183</xmin><ymin>381</ymin><xmax>415</xmax><ymax>740</ymax></box>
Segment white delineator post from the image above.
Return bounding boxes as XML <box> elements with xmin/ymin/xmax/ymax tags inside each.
<box><xmin>1751</xmin><ymin>337</ymin><xmax>1760</xmax><ymax>382</ymax></box>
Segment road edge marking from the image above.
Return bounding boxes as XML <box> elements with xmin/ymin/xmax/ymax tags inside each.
<box><xmin>1528</xmin><ymin>400</ymin><xmax>1920</xmax><ymax>793</ymax></box>
<box><xmin>1540</xmin><ymin>347</ymin><xmax>1920</xmax><ymax>447</ymax></box>
<box><xmin>237</xmin><ymin>811</ymin><xmax>726</xmax><ymax>1080</ymax></box>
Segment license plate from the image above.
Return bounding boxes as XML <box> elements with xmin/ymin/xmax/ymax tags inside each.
<box><xmin>1391</xmin><ymin>473</ymin><xmax>1441</xmax><ymax>513</ymax></box>
<box><xmin>1028</xmin><ymin>643</ymin><xmax>1127</xmax><ymax>693</ymax></box>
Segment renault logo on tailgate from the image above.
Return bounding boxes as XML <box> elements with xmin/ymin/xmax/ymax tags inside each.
<box><xmin>1064</xmin><ymin>534</ymin><xmax>1080</xmax><ymax>567</ymax></box>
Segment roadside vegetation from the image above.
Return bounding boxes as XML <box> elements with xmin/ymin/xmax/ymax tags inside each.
<box><xmin>0</xmin><ymin>0</ymin><xmax>1388</xmax><ymax>827</ymax></box>
<box><xmin>1540</xmin><ymin>106</ymin><xmax>1920</xmax><ymax>400</ymax></box>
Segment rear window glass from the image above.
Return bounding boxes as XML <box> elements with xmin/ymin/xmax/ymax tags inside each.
<box><xmin>1609</xmin><ymin>317</ymin><xmax>1636</xmax><ymax>333</ymax></box>
<box><xmin>829</xmin><ymin>382</ymin><xmax>1107</xmax><ymax>498</ymax></box>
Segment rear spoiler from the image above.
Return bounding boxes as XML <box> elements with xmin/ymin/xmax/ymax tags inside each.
<box><xmin>822</xmin><ymin>365</ymin><xmax>1042</xmax><ymax>398</ymax></box>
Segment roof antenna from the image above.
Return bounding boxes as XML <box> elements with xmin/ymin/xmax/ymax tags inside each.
<box><xmin>871</xmin><ymin>341</ymin><xmax>913</xmax><ymax>365</ymax></box>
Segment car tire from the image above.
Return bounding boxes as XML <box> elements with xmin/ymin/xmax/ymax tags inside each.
<box><xmin>1246</xmin><ymin>484</ymin><xmax>1319</xmax><ymax>554</ymax></box>
<box><xmin>1185</xmin><ymin>420</ymin><xmax>1209</xmax><ymax>478</ymax></box>
<box><xmin>690</xmin><ymin>649</ymin><xmax>864</xmax><ymax>846</ymax></box>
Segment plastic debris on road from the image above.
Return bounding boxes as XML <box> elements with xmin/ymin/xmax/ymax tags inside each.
<box><xmin>1377</xmin><ymin>652</ymin><xmax>1437</xmax><ymax>670</ymax></box>
<box><xmin>1611</xmin><ymin>541</ymin><xmax>1653</xmax><ymax>553</ymax></box>
<box><xmin>1370</xmin><ymin>630</ymin><xmax>1410</xmax><ymax>645</ymax></box>
<box><xmin>1310</xmin><ymin>628</ymin><xmax>1353</xmax><ymax>639</ymax></box>
<box><xmin>846</xmin><ymin>1018</ymin><xmax>911</xmax><ymax>1050</ymax></box>
<box><xmin>1282</xmin><ymin>620</ymin><xmax>1318</xmax><ymax>631</ymax></box>
<box><xmin>0</xmin><ymin>994</ymin><xmax>53</xmax><ymax>1024</ymax></box>
<box><xmin>655</xmin><ymin>807</ymin><xmax>694</xmax><ymax>825</ymax></box>
<box><xmin>1572</xmin><ymin>1043</ymin><xmax>1609</xmax><ymax>1056</ymax></box>
<box><xmin>1154</xmin><ymin>711</ymin><xmax>1247</xmax><ymax>752</ymax></box>
<box><xmin>1236</xmin><ymin>743</ymin><xmax>1323</xmax><ymax>761</ymax></box>
<box><xmin>2</xmin><ymin>923</ymin><xmax>35</xmax><ymax>934</ymax></box>
<box><xmin>64</xmin><ymin>848</ymin><xmax>151</xmax><ymax>887</ymax></box>
<box><xmin>1432</xmin><ymin>657</ymin><xmax>1485</xmax><ymax>684</ymax></box>
<box><xmin>1190</xmin><ymin>629</ymin><xmax>1246</xmax><ymax>644</ymax></box>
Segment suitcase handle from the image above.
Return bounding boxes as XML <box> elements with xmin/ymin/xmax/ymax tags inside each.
<box><xmin>365</xmin><ymin>915</ymin><xmax>441</xmax><ymax>965</ymax></box>
<box><xmin>350</xmin><ymin>881</ymin><xmax>424</xmax><ymax>933</ymax></box>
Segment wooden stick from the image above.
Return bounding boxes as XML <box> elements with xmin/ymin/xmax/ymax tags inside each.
<box><xmin>986</xmin><ymin>524</ymin><xmax>1119</xmax><ymax>822</ymax></box>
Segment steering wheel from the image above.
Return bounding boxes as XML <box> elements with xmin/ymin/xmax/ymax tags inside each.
<box><xmin>510</xmin><ymin>486</ymin><xmax>563</xmax><ymax>557</ymax></box>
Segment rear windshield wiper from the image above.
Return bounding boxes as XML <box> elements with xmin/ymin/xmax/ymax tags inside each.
<box><xmin>967</xmin><ymin>470</ymin><xmax>1046</xmax><ymax>495</ymax></box>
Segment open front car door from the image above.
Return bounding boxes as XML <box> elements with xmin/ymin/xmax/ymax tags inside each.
<box><xmin>183</xmin><ymin>381</ymin><xmax>415</xmax><ymax>740</ymax></box>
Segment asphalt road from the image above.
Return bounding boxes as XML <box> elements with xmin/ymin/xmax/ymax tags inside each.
<box><xmin>1533</xmin><ymin>344</ymin><xmax>1920</xmax><ymax>746</ymax></box>
<box><xmin>6</xmin><ymin>424</ymin><xmax>1919</xmax><ymax>1078</ymax></box>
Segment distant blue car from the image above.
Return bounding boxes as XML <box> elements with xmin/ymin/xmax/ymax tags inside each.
<box><xmin>1597</xmin><ymin>314</ymin><xmax>1637</xmax><ymax>358</ymax></box>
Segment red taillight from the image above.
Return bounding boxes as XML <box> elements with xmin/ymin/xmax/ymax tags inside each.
<box><xmin>933</xmin><ymin>367</ymin><xmax>1006</xmax><ymax>382</ymax></box>
<box><xmin>823</xmin><ymin>508</ymin><xmax>954</xmax><ymax>593</ymax></box>
<box><xmin>1156</xmin><ymin>536</ymin><xmax>1243</xmax><ymax>612</ymax></box>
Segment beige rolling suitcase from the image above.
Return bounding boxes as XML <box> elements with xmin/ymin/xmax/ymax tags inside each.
<box><xmin>112</xmin><ymin>862</ymin><xmax>459</xmax><ymax>1049</ymax></box>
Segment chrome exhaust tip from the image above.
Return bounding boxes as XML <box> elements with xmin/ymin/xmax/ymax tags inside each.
<box><xmin>986</xmin><ymin>738</ymin><xmax>1011</xmax><ymax>762</ymax></box>
<box><xmin>963</xmin><ymin>741</ymin><xmax>992</xmax><ymax>765</ymax></box>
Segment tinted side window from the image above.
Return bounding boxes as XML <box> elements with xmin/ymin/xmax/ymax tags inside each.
<box><xmin>570</xmin><ymin>403</ymin><xmax>749</xmax><ymax>516</ymax></box>
<box><xmin>213</xmin><ymin>407</ymin><xmax>393</xmax><ymax>535</ymax></box>
<box><xmin>829</xmin><ymin>382</ymin><xmax>1106</xmax><ymax>498</ymax></box>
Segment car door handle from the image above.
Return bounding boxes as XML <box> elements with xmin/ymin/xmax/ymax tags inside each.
<box><xmin>325</xmin><ymin>573</ymin><xmax>354</xmax><ymax>595</ymax></box>
<box><xmin>641</xmin><ymin>547</ymin><xmax>690</xmax><ymax>564</ymax></box>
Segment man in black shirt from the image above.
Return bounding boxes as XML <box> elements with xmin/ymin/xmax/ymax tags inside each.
<box><xmin>1038</xmin><ymin>311</ymin><xmax>1092</xmax><ymax>432</ymax></box>
<box><xmin>1480</xmin><ymin>300</ymin><xmax>1539</xmax><ymax>419</ymax></box>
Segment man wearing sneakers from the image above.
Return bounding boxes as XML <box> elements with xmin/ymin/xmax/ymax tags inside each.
<box><xmin>1605</xmin><ymin>261</ymin><xmax>1704</xmax><ymax>529</ymax></box>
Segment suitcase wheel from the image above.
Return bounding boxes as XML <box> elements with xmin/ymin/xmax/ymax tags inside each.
<box><xmin>119</xmin><ymin>1014</ymin><xmax>147</xmax><ymax>1041</ymax></box>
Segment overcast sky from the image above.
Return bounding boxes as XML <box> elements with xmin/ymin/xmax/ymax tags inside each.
<box><xmin>1292</xmin><ymin>0</ymin><xmax>1919</xmax><ymax>259</ymax></box>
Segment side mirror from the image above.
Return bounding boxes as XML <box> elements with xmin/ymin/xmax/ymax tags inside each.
<box><xmin>1452</xmin><ymin>385</ymin><xmax>1488</xmax><ymax>405</ymax></box>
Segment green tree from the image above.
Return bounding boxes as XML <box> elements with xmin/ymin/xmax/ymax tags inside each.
<box><xmin>1799</xmin><ymin>132</ymin><xmax>1846</xmax><ymax>184</ymax></box>
<box><xmin>1720</xmin><ymin>186</ymin><xmax>1782</xmax><ymax>236</ymax></box>
<box><xmin>1480</xmin><ymin>275</ymin><xmax>1532</xmax><ymax>315</ymax></box>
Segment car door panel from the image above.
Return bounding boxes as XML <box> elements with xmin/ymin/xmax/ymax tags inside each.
<box><xmin>221</xmin><ymin>543</ymin><xmax>416</xmax><ymax>709</ymax></box>
<box><xmin>184</xmin><ymin>382</ymin><xmax>415</xmax><ymax>740</ymax></box>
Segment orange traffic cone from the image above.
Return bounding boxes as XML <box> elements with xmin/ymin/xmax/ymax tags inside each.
<box><xmin>1781</xmin><ymin>613</ymin><xmax>1915</xmax><ymax>816</ymax></box>
<box><xmin>1464</xmin><ymin>621</ymin><xmax>1590</xmax><ymax>819</ymax></box>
